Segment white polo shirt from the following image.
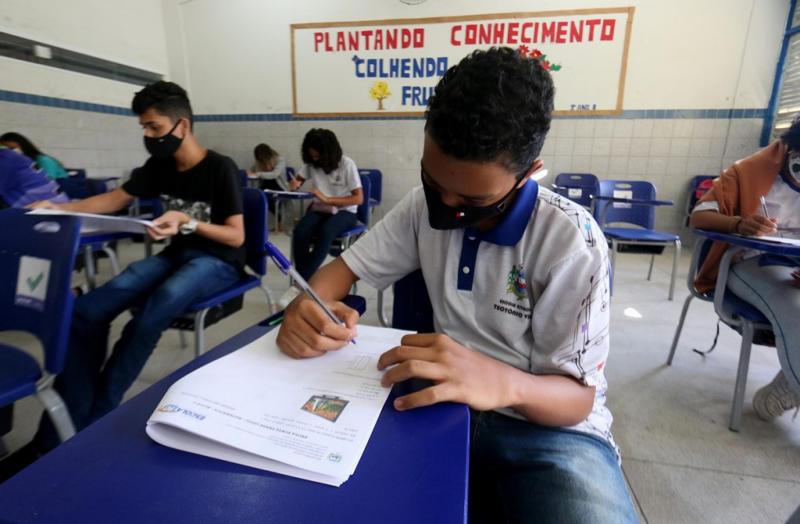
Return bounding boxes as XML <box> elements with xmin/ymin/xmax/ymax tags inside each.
<box><xmin>342</xmin><ymin>180</ymin><xmax>617</xmax><ymax>447</ymax></box>
<box><xmin>299</xmin><ymin>156</ymin><xmax>362</xmax><ymax>213</ymax></box>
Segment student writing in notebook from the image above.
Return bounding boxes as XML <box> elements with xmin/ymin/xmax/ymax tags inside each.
<box><xmin>276</xmin><ymin>47</ymin><xmax>637</xmax><ymax>523</ymax></box>
<box><xmin>691</xmin><ymin>117</ymin><xmax>800</xmax><ymax>421</ymax></box>
<box><xmin>0</xmin><ymin>81</ymin><xmax>245</xmax><ymax>479</ymax></box>
<box><xmin>279</xmin><ymin>128</ymin><xmax>363</xmax><ymax>307</ymax></box>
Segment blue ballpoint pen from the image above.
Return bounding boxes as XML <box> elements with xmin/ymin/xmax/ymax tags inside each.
<box><xmin>264</xmin><ymin>241</ymin><xmax>356</xmax><ymax>344</ymax></box>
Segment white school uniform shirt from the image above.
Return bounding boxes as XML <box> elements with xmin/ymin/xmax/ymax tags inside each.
<box><xmin>299</xmin><ymin>156</ymin><xmax>362</xmax><ymax>213</ymax></box>
<box><xmin>341</xmin><ymin>181</ymin><xmax>618</xmax><ymax>449</ymax></box>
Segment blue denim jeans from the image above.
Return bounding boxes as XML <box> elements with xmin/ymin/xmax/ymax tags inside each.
<box><xmin>36</xmin><ymin>250</ymin><xmax>239</xmax><ymax>449</ymax></box>
<box><xmin>291</xmin><ymin>211</ymin><xmax>358</xmax><ymax>280</ymax></box>
<box><xmin>469</xmin><ymin>410</ymin><xmax>638</xmax><ymax>524</ymax></box>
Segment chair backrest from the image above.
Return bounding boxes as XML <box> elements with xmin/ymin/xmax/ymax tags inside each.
<box><xmin>0</xmin><ymin>209</ymin><xmax>81</xmax><ymax>374</ymax></box>
<box><xmin>594</xmin><ymin>180</ymin><xmax>657</xmax><ymax>229</ymax></box>
<box><xmin>356</xmin><ymin>174</ymin><xmax>371</xmax><ymax>226</ymax></box>
<box><xmin>56</xmin><ymin>174</ymin><xmax>107</xmax><ymax>200</ymax></box>
<box><xmin>553</xmin><ymin>172</ymin><xmax>598</xmax><ymax>208</ymax></box>
<box><xmin>359</xmin><ymin>169</ymin><xmax>383</xmax><ymax>206</ymax></box>
<box><xmin>238</xmin><ymin>169</ymin><xmax>248</xmax><ymax>187</ymax></box>
<box><xmin>686</xmin><ymin>175</ymin><xmax>716</xmax><ymax>218</ymax></box>
<box><xmin>241</xmin><ymin>188</ymin><xmax>268</xmax><ymax>275</ymax></box>
<box><xmin>392</xmin><ymin>269</ymin><xmax>434</xmax><ymax>332</ymax></box>
<box><xmin>65</xmin><ymin>168</ymin><xmax>86</xmax><ymax>180</ymax></box>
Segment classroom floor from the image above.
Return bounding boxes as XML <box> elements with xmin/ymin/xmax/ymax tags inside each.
<box><xmin>1</xmin><ymin>231</ymin><xmax>799</xmax><ymax>523</ymax></box>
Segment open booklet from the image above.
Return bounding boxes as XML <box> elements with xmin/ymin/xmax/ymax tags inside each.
<box><xmin>146</xmin><ymin>324</ymin><xmax>411</xmax><ymax>487</ymax></box>
<box><xmin>27</xmin><ymin>208</ymin><xmax>155</xmax><ymax>234</ymax></box>
<box><xmin>263</xmin><ymin>189</ymin><xmax>313</xmax><ymax>197</ymax></box>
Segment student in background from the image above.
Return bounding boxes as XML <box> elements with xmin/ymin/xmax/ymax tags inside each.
<box><xmin>0</xmin><ymin>81</ymin><xmax>245</xmax><ymax>478</ymax></box>
<box><xmin>277</xmin><ymin>48</ymin><xmax>637</xmax><ymax>523</ymax></box>
<box><xmin>0</xmin><ymin>144</ymin><xmax>67</xmax><ymax>208</ymax></box>
<box><xmin>247</xmin><ymin>142</ymin><xmax>288</xmax><ymax>191</ymax></box>
<box><xmin>279</xmin><ymin>128</ymin><xmax>362</xmax><ymax>306</ymax></box>
<box><xmin>0</xmin><ymin>132</ymin><xmax>68</xmax><ymax>180</ymax></box>
<box><xmin>691</xmin><ymin>117</ymin><xmax>800</xmax><ymax>421</ymax></box>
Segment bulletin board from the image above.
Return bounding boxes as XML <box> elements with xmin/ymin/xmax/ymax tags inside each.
<box><xmin>291</xmin><ymin>7</ymin><xmax>635</xmax><ymax>117</ymax></box>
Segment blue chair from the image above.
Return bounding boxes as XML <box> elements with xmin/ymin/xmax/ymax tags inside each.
<box><xmin>329</xmin><ymin>174</ymin><xmax>372</xmax><ymax>256</ymax></box>
<box><xmin>358</xmin><ymin>169</ymin><xmax>383</xmax><ymax>212</ymax></box>
<box><xmin>667</xmin><ymin>232</ymin><xmax>778</xmax><ymax>431</ymax></box>
<box><xmin>593</xmin><ymin>180</ymin><xmax>681</xmax><ymax>300</ymax></box>
<box><xmin>377</xmin><ymin>269</ymin><xmax>434</xmax><ymax>332</ymax></box>
<box><xmin>0</xmin><ymin>209</ymin><xmax>81</xmax><ymax>442</ymax></box>
<box><xmin>552</xmin><ymin>172</ymin><xmax>599</xmax><ymax>211</ymax></box>
<box><xmin>169</xmin><ymin>188</ymin><xmax>274</xmax><ymax>356</ymax></box>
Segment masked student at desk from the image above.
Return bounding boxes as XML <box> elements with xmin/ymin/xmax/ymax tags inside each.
<box><xmin>691</xmin><ymin>117</ymin><xmax>800</xmax><ymax>421</ymax></box>
<box><xmin>0</xmin><ymin>81</ymin><xmax>245</xmax><ymax>480</ymax></box>
<box><xmin>276</xmin><ymin>47</ymin><xmax>638</xmax><ymax>524</ymax></box>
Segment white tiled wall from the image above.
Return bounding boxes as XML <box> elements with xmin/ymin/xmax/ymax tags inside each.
<box><xmin>0</xmin><ymin>101</ymin><xmax>148</xmax><ymax>180</ymax></box>
<box><xmin>195</xmin><ymin>117</ymin><xmax>763</xmax><ymax>235</ymax></box>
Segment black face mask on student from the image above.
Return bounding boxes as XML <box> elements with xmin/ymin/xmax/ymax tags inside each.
<box><xmin>421</xmin><ymin>167</ymin><xmax>526</xmax><ymax>230</ymax></box>
<box><xmin>144</xmin><ymin>121</ymin><xmax>184</xmax><ymax>158</ymax></box>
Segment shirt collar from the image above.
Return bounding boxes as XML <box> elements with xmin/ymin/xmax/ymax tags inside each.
<box><xmin>468</xmin><ymin>179</ymin><xmax>539</xmax><ymax>246</ymax></box>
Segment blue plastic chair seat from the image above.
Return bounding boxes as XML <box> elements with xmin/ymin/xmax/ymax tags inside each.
<box><xmin>0</xmin><ymin>344</ymin><xmax>42</xmax><ymax>406</ymax></box>
<box><xmin>338</xmin><ymin>224</ymin><xmax>367</xmax><ymax>239</ymax></box>
<box><xmin>725</xmin><ymin>293</ymin><xmax>770</xmax><ymax>324</ymax></box>
<box><xmin>183</xmin><ymin>276</ymin><xmax>262</xmax><ymax>313</ymax></box>
<box><xmin>603</xmin><ymin>227</ymin><xmax>680</xmax><ymax>243</ymax></box>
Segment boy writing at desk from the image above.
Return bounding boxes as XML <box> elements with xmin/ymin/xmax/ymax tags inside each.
<box><xmin>277</xmin><ymin>47</ymin><xmax>636</xmax><ymax>523</ymax></box>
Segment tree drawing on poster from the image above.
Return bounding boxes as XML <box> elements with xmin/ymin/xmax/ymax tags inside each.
<box><xmin>369</xmin><ymin>80</ymin><xmax>392</xmax><ymax>110</ymax></box>
<box><xmin>292</xmin><ymin>8</ymin><xmax>634</xmax><ymax>116</ymax></box>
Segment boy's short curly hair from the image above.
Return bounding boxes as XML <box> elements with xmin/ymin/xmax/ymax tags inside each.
<box><xmin>131</xmin><ymin>81</ymin><xmax>193</xmax><ymax>129</ymax></box>
<box><xmin>425</xmin><ymin>47</ymin><xmax>554</xmax><ymax>176</ymax></box>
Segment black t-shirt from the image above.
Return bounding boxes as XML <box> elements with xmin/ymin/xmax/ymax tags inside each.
<box><xmin>123</xmin><ymin>150</ymin><xmax>245</xmax><ymax>270</ymax></box>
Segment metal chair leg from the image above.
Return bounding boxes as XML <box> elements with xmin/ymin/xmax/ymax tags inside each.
<box><xmin>647</xmin><ymin>254</ymin><xmax>655</xmax><ymax>281</ymax></box>
<box><xmin>194</xmin><ymin>309</ymin><xmax>209</xmax><ymax>358</ymax></box>
<box><xmin>377</xmin><ymin>288</ymin><xmax>390</xmax><ymax>327</ymax></box>
<box><xmin>178</xmin><ymin>330</ymin><xmax>188</xmax><ymax>349</ymax></box>
<box><xmin>83</xmin><ymin>245</ymin><xmax>97</xmax><ymax>290</ymax></box>
<box><xmin>260</xmin><ymin>284</ymin><xmax>275</xmax><ymax>314</ymax></box>
<box><xmin>669</xmin><ymin>239</ymin><xmax>681</xmax><ymax>301</ymax></box>
<box><xmin>667</xmin><ymin>294</ymin><xmax>694</xmax><ymax>365</ymax></box>
<box><xmin>729</xmin><ymin>321</ymin><xmax>754</xmax><ymax>432</ymax></box>
<box><xmin>101</xmin><ymin>245</ymin><xmax>121</xmax><ymax>275</ymax></box>
<box><xmin>37</xmin><ymin>387</ymin><xmax>76</xmax><ymax>442</ymax></box>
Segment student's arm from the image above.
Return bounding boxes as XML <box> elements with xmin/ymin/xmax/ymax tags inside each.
<box><xmin>149</xmin><ymin>211</ymin><xmax>244</xmax><ymax>247</ymax></box>
<box><xmin>28</xmin><ymin>187</ymin><xmax>134</xmax><ymax>214</ymax></box>
<box><xmin>378</xmin><ymin>335</ymin><xmax>595</xmax><ymax>426</ymax></box>
<box><xmin>312</xmin><ymin>187</ymin><xmax>363</xmax><ymax>207</ymax></box>
<box><xmin>276</xmin><ymin>258</ymin><xmax>360</xmax><ymax>358</ymax></box>
<box><xmin>690</xmin><ymin>208</ymin><xmax>777</xmax><ymax>236</ymax></box>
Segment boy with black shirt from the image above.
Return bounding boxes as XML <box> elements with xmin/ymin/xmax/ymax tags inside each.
<box><xmin>18</xmin><ymin>81</ymin><xmax>244</xmax><ymax>458</ymax></box>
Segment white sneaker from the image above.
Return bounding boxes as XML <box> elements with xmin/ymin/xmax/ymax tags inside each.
<box><xmin>278</xmin><ymin>286</ymin><xmax>302</xmax><ymax>309</ymax></box>
<box><xmin>752</xmin><ymin>371</ymin><xmax>800</xmax><ymax>421</ymax></box>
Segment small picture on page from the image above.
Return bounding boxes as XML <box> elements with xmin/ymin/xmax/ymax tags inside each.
<box><xmin>301</xmin><ymin>395</ymin><xmax>349</xmax><ymax>422</ymax></box>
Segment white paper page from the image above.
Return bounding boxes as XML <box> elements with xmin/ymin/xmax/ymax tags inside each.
<box><xmin>146</xmin><ymin>325</ymin><xmax>410</xmax><ymax>484</ymax></box>
<box><xmin>751</xmin><ymin>235</ymin><xmax>800</xmax><ymax>247</ymax></box>
<box><xmin>263</xmin><ymin>190</ymin><xmax>313</xmax><ymax>197</ymax></box>
<box><xmin>28</xmin><ymin>209</ymin><xmax>155</xmax><ymax>234</ymax></box>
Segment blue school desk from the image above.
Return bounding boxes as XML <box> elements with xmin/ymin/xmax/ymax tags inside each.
<box><xmin>0</xmin><ymin>316</ymin><xmax>469</xmax><ymax>524</ymax></box>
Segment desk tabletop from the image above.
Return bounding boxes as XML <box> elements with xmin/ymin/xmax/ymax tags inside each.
<box><xmin>0</xmin><ymin>319</ymin><xmax>469</xmax><ymax>524</ymax></box>
<box><xmin>694</xmin><ymin>229</ymin><xmax>800</xmax><ymax>256</ymax></box>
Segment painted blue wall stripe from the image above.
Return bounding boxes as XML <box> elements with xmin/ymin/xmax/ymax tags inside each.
<box><xmin>0</xmin><ymin>88</ymin><xmax>767</xmax><ymax>121</ymax></box>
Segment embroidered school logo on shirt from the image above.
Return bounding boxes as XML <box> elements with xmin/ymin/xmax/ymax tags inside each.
<box><xmin>506</xmin><ymin>264</ymin><xmax>528</xmax><ymax>300</ymax></box>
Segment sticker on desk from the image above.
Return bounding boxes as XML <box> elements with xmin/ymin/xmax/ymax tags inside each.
<box><xmin>568</xmin><ymin>188</ymin><xmax>583</xmax><ymax>198</ymax></box>
<box><xmin>613</xmin><ymin>190</ymin><xmax>633</xmax><ymax>209</ymax></box>
<box><xmin>15</xmin><ymin>256</ymin><xmax>51</xmax><ymax>311</ymax></box>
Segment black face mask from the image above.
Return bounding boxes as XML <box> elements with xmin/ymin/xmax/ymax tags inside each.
<box><xmin>144</xmin><ymin>121</ymin><xmax>183</xmax><ymax>158</ymax></box>
<box><xmin>421</xmin><ymin>167</ymin><xmax>526</xmax><ymax>230</ymax></box>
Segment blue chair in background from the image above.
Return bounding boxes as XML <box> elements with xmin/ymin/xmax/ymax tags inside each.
<box><xmin>0</xmin><ymin>209</ymin><xmax>81</xmax><ymax>442</ymax></box>
<box><xmin>552</xmin><ymin>172</ymin><xmax>599</xmax><ymax>211</ymax></box>
<box><xmin>329</xmin><ymin>174</ymin><xmax>372</xmax><ymax>256</ymax></box>
<box><xmin>666</xmin><ymin>231</ymin><xmax>790</xmax><ymax>431</ymax></box>
<box><xmin>377</xmin><ymin>269</ymin><xmax>434</xmax><ymax>332</ymax></box>
<box><xmin>358</xmin><ymin>169</ymin><xmax>383</xmax><ymax>213</ymax></box>
<box><xmin>169</xmin><ymin>188</ymin><xmax>274</xmax><ymax>356</ymax></box>
<box><xmin>593</xmin><ymin>180</ymin><xmax>681</xmax><ymax>300</ymax></box>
